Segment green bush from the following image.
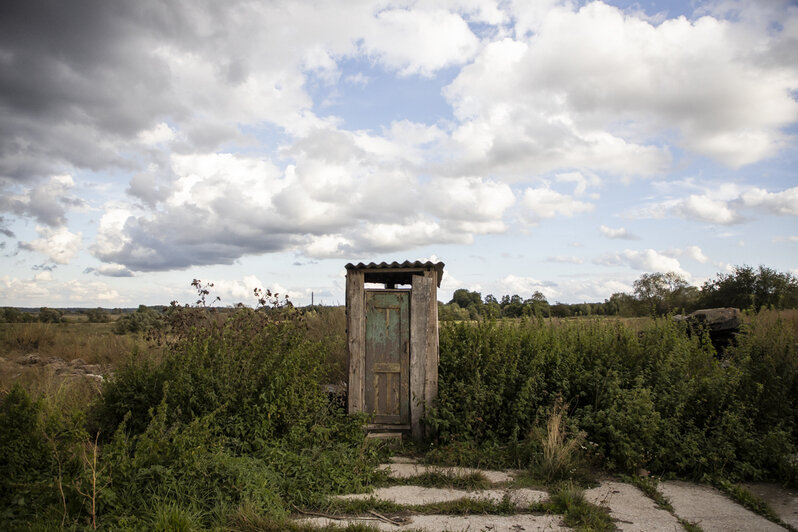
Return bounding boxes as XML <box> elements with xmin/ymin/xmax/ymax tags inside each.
<box><xmin>88</xmin><ymin>305</ymin><xmax>377</xmax><ymax>528</ymax></box>
<box><xmin>0</xmin><ymin>384</ymin><xmax>89</xmax><ymax>527</ymax></box>
<box><xmin>3</xmin><ymin>298</ymin><xmax>378</xmax><ymax>529</ymax></box>
<box><xmin>426</xmin><ymin>314</ymin><xmax>797</xmax><ymax>485</ymax></box>
<box><xmin>38</xmin><ymin>307</ymin><xmax>65</xmax><ymax>323</ymax></box>
<box><xmin>112</xmin><ymin>305</ymin><xmax>165</xmax><ymax>334</ymax></box>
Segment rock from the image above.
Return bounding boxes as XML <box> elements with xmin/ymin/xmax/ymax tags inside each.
<box><xmin>687</xmin><ymin>308</ymin><xmax>742</xmax><ymax>332</ymax></box>
<box><xmin>677</xmin><ymin>307</ymin><xmax>742</xmax><ymax>355</ymax></box>
<box><xmin>70</xmin><ymin>358</ymin><xmax>87</xmax><ymax>366</ymax></box>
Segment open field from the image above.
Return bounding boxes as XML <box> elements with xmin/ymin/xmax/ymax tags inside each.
<box><xmin>0</xmin><ymin>306</ymin><xmax>796</xmax><ymax>529</ymax></box>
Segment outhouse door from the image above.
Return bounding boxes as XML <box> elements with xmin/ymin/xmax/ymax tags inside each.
<box><xmin>364</xmin><ymin>290</ymin><xmax>410</xmax><ymax>424</ymax></box>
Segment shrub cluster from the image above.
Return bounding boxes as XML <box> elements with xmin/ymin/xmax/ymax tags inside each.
<box><xmin>1</xmin><ymin>305</ymin><xmax>379</xmax><ymax>530</ymax></box>
<box><xmin>426</xmin><ymin>312</ymin><xmax>797</xmax><ymax>485</ymax></box>
<box><xmin>111</xmin><ymin>305</ymin><xmax>165</xmax><ymax>334</ymax></box>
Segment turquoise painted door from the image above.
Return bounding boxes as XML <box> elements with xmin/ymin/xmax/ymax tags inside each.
<box><xmin>365</xmin><ymin>290</ymin><xmax>410</xmax><ymax>424</ymax></box>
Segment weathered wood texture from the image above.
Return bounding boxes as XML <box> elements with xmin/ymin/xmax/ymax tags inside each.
<box><xmin>346</xmin><ymin>261</ymin><xmax>442</xmax><ymax>440</ymax></box>
<box><xmin>410</xmin><ymin>274</ymin><xmax>431</xmax><ymax>440</ymax></box>
<box><xmin>423</xmin><ymin>269</ymin><xmax>439</xmax><ymax>439</ymax></box>
<box><xmin>346</xmin><ymin>270</ymin><xmax>365</xmax><ymax>414</ymax></box>
<box><xmin>365</xmin><ymin>291</ymin><xmax>409</xmax><ymax>424</ymax></box>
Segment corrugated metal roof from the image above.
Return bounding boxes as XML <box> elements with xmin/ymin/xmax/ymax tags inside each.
<box><xmin>345</xmin><ymin>260</ymin><xmax>445</xmax><ymax>287</ymax></box>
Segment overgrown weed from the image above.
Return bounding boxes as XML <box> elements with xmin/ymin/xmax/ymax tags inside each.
<box><xmin>385</xmin><ymin>469</ymin><xmax>491</xmax><ymax>491</ymax></box>
<box><xmin>545</xmin><ymin>482</ymin><xmax>615</xmax><ymax>531</ymax></box>
<box><xmin>530</xmin><ymin>399</ymin><xmax>588</xmax><ymax>484</ymax></box>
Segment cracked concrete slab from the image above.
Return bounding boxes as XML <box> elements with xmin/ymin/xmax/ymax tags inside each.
<box><xmin>378</xmin><ymin>462</ymin><xmax>515</xmax><ymax>483</ymax></box>
<box><xmin>340</xmin><ymin>485</ymin><xmax>548</xmax><ymax>506</ymax></box>
<box><xmin>742</xmin><ymin>482</ymin><xmax>798</xmax><ymax>529</ymax></box>
<box><xmin>660</xmin><ymin>480</ymin><xmax>787</xmax><ymax>532</ymax></box>
<box><xmin>585</xmin><ymin>481</ymin><xmax>680</xmax><ymax>532</ymax></box>
<box><xmin>299</xmin><ymin>514</ymin><xmax>568</xmax><ymax>531</ymax></box>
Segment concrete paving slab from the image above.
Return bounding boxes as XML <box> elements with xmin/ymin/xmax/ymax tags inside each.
<box><xmin>742</xmin><ymin>482</ymin><xmax>798</xmax><ymax>529</ymax></box>
<box><xmin>378</xmin><ymin>462</ymin><xmax>514</xmax><ymax>483</ymax></box>
<box><xmin>299</xmin><ymin>514</ymin><xmax>568</xmax><ymax>531</ymax></box>
<box><xmin>660</xmin><ymin>480</ymin><xmax>787</xmax><ymax>532</ymax></box>
<box><xmin>390</xmin><ymin>456</ymin><xmax>419</xmax><ymax>464</ymax></box>
<box><xmin>585</xmin><ymin>481</ymin><xmax>681</xmax><ymax>532</ymax></box>
<box><xmin>340</xmin><ymin>485</ymin><xmax>548</xmax><ymax>506</ymax></box>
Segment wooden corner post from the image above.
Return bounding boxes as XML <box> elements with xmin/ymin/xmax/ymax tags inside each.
<box><xmin>346</xmin><ymin>269</ymin><xmax>365</xmax><ymax>414</ymax></box>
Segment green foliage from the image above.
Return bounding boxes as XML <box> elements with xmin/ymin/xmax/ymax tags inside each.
<box><xmin>2</xmin><ymin>284</ymin><xmax>378</xmax><ymax>530</ymax></box>
<box><xmin>634</xmin><ymin>271</ymin><xmax>699</xmax><ymax>315</ymax></box>
<box><xmin>0</xmin><ymin>383</ymin><xmax>90</xmax><ymax>527</ymax></box>
<box><xmin>427</xmin><ymin>314</ymin><xmax>798</xmax><ymax>485</ymax></box>
<box><xmin>530</xmin><ymin>400</ymin><xmax>588</xmax><ymax>483</ymax></box>
<box><xmin>85</xmin><ymin>307</ymin><xmax>109</xmax><ymax>323</ymax></box>
<box><xmin>386</xmin><ymin>470</ymin><xmax>491</xmax><ymax>491</ymax></box>
<box><xmin>0</xmin><ymin>307</ymin><xmax>35</xmax><ymax>323</ymax></box>
<box><xmin>545</xmin><ymin>482</ymin><xmax>615</xmax><ymax>531</ymax></box>
<box><xmin>0</xmin><ymin>385</ymin><xmax>52</xmax><ymax>513</ymax></box>
<box><xmin>701</xmin><ymin>265</ymin><xmax>798</xmax><ymax>311</ymax></box>
<box><xmin>112</xmin><ymin>305</ymin><xmax>165</xmax><ymax>334</ymax></box>
<box><xmin>89</xmin><ymin>302</ymin><xmax>377</xmax><ymax>528</ymax></box>
<box><xmin>440</xmin><ymin>264</ymin><xmax>798</xmax><ymax>319</ymax></box>
<box><xmin>38</xmin><ymin>307</ymin><xmax>65</xmax><ymax>323</ymax></box>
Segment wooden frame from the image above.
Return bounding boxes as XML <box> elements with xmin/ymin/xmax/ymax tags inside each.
<box><xmin>346</xmin><ymin>261</ymin><xmax>442</xmax><ymax>440</ymax></box>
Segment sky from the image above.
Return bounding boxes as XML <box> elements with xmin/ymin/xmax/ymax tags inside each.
<box><xmin>0</xmin><ymin>0</ymin><xmax>796</xmax><ymax>308</ymax></box>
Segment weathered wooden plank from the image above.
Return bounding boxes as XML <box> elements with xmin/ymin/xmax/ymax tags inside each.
<box><xmin>410</xmin><ymin>273</ymin><xmax>431</xmax><ymax>440</ymax></box>
<box><xmin>423</xmin><ymin>269</ymin><xmax>439</xmax><ymax>439</ymax></box>
<box><xmin>346</xmin><ymin>270</ymin><xmax>365</xmax><ymax>414</ymax></box>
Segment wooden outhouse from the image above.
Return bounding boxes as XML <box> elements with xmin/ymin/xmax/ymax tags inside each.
<box><xmin>345</xmin><ymin>260</ymin><xmax>444</xmax><ymax>440</ymax></box>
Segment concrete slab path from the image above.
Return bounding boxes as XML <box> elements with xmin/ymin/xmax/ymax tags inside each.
<box><xmin>743</xmin><ymin>482</ymin><xmax>798</xmax><ymax>529</ymax></box>
<box><xmin>585</xmin><ymin>480</ymin><xmax>681</xmax><ymax>532</ymax></box>
<box><xmin>660</xmin><ymin>480</ymin><xmax>787</xmax><ymax>532</ymax></box>
<box><xmin>295</xmin><ymin>459</ymin><xmax>797</xmax><ymax>531</ymax></box>
<box><xmin>299</xmin><ymin>514</ymin><xmax>568</xmax><ymax>531</ymax></box>
<box><xmin>340</xmin><ymin>485</ymin><xmax>548</xmax><ymax>506</ymax></box>
<box><xmin>378</xmin><ymin>460</ymin><xmax>514</xmax><ymax>484</ymax></box>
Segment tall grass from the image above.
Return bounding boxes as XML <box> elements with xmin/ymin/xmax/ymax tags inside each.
<box><xmin>0</xmin><ymin>321</ymin><xmax>145</xmax><ymax>364</ymax></box>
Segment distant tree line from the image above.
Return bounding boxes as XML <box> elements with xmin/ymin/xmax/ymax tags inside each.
<box><xmin>0</xmin><ymin>307</ymin><xmax>67</xmax><ymax>323</ymax></box>
<box><xmin>439</xmin><ymin>265</ymin><xmax>798</xmax><ymax>320</ymax></box>
<box><xmin>0</xmin><ymin>306</ymin><xmax>115</xmax><ymax>324</ymax></box>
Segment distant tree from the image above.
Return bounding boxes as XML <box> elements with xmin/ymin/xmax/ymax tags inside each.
<box><xmin>604</xmin><ymin>292</ymin><xmax>639</xmax><ymax>317</ymax></box>
<box><xmin>700</xmin><ymin>265</ymin><xmax>798</xmax><ymax>310</ymax></box>
<box><xmin>482</xmin><ymin>295</ymin><xmax>501</xmax><ymax>319</ymax></box>
<box><xmin>86</xmin><ymin>307</ymin><xmax>109</xmax><ymax>323</ymax></box>
<box><xmin>438</xmin><ymin>301</ymin><xmax>470</xmax><ymax>321</ymax></box>
<box><xmin>450</xmin><ymin>289</ymin><xmax>482</xmax><ymax>309</ymax></box>
<box><xmin>1</xmin><ymin>307</ymin><xmax>35</xmax><ymax>323</ymax></box>
<box><xmin>524</xmin><ymin>291</ymin><xmax>550</xmax><ymax>317</ymax></box>
<box><xmin>38</xmin><ymin>307</ymin><xmax>65</xmax><ymax>323</ymax></box>
<box><xmin>549</xmin><ymin>302</ymin><xmax>573</xmax><ymax>318</ymax></box>
<box><xmin>633</xmin><ymin>272</ymin><xmax>694</xmax><ymax>315</ymax></box>
<box><xmin>112</xmin><ymin>305</ymin><xmax>164</xmax><ymax>334</ymax></box>
<box><xmin>501</xmin><ymin>294</ymin><xmax>524</xmax><ymax>318</ymax></box>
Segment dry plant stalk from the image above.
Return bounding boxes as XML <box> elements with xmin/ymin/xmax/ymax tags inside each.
<box><xmin>540</xmin><ymin>399</ymin><xmax>581</xmax><ymax>482</ymax></box>
<box><xmin>74</xmin><ymin>432</ymin><xmax>109</xmax><ymax>530</ymax></box>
